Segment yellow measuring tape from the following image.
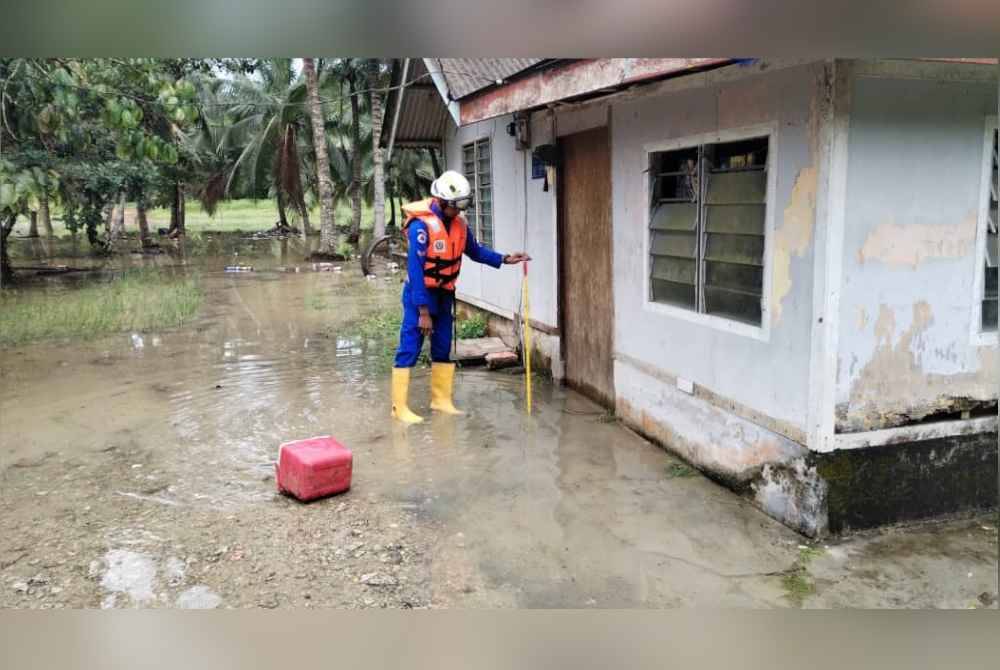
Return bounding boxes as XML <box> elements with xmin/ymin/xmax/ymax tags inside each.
<box><xmin>522</xmin><ymin>262</ymin><xmax>532</xmax><ymax>415</ymax></box>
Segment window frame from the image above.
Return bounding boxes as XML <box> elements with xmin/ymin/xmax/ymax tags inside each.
<box><xmin>461</xmin><ymin>136</ymin><xmax>494</xmax><ymax>249</ymax></box>
<box><xmin>970</xmin><ymin>116</ymin><xmax>999</xmax><ymax>345</ymax></box>
<box><xmin>642</xmin><ymin>122</ymin><xmax>778</xmax><ymax>342</ymax></box>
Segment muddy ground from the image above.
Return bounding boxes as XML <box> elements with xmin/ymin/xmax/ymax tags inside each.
<box><xmin>1</xmin><ymin>241</ymin><xmax>997</xmax><ymax>609</ymax></box>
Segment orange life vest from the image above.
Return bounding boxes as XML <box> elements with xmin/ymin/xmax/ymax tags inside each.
<box><xmin>402</xmin><ymin>199</ymin><xmax>468</xmax><ymax>291</ymax></box>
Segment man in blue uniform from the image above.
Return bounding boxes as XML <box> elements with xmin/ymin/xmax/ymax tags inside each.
<box><xmin>391</xmin><ymin>170</ymin><xmax>530</xmax><ymax>423</ymax></box>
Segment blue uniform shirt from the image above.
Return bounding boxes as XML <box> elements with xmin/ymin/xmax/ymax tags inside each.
<box><xmin>405</xmin><ymin>200</ymin><xmax>504</xmax><ymax>310</ymax></box>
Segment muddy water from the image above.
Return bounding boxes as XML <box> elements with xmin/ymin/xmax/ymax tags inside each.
<box><xmin>2</xmin><ymin>247</ymin><xmax>997</xmax><ymax>609</ymax></box>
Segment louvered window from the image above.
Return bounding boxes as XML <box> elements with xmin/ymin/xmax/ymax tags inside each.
<box><xmin>981</xmin><ymin>127</ymin><xmax>998</xmax><ymax>332</ymax></box>
<box><xmin>649</xmin><ymin>136</ymin><xmax>769</xmax><ymax>326</ymax></box>
<box><xmin>462</xmin><ymin>138</ymin><xmax>493</xmax><ymax>248</ymax></box>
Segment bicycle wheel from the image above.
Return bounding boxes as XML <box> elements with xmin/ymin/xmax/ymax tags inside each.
<box><xmin>361</xmin><ymin>233</ymin><xmax>407</xmax><ymax>277</ymax></box>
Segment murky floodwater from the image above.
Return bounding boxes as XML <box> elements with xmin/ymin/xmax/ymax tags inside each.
<box><xmin>1</xmin><ymin>237</ymin><xmax>997</xmax><ymax>608</ymax></box>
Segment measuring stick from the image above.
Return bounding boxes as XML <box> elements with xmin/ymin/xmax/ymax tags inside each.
<box><xmin>522</xmin><ymin>262</ymin><xmax>532</xmax><ymax>415</ymax></box>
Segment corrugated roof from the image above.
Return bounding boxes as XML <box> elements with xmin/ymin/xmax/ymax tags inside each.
<box><xmin>433</xmin><ymin>59</ymin><xmax>545</xmax><ymax>100</ymax></box>
<box><xmin>380</xmin><ymin>59</ymin><xmax>452</xmax><ymax>149</ymax></box>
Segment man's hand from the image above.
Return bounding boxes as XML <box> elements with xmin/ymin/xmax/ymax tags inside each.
<box><xmin>418</xmin><ymin>308</ymin><xmax>433</xmax><ymax>336</ymax></box>
<box><xmin>503</xmin><ymin>252</ymin><xmax>532</xmax><ymax>265</ymax></box>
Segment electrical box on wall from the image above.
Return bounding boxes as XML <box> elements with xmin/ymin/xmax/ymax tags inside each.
<box><xmin>532</xmin><ymin>143</ymin><xmax>559</xmax><ymax>192</ymax></box>
<box><xmin>506</xmin><ymin>113</ymin><xmax>531</xmax><ymax>151</ymax></box>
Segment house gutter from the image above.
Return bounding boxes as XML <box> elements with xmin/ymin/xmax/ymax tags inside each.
<box><xmin>424</xmin><ymin>58</ymin><xmax>462</xmax><ymax>127</ymax></box>
<box><xmin>385</xmin><ymin>58</ymin><xmax>410</xmax><ymax>164</ymax></box>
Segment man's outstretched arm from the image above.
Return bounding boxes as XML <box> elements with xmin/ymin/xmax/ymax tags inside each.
<box><xmin>463</xmin><ymin>226</ymin><xmax>530</xmax><ymax>267</ymax></box>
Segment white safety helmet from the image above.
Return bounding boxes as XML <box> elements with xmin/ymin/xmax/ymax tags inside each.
<box><xmin>430</xmin><ymin>170</ymin><xmax>473</xmax><ymax>210</ymax></box>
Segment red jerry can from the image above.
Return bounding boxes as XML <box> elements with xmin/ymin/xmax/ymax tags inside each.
<box><xmin>275</xmin><ymin>436</ymin><xmax>352</xmax><ymax>502</ymax></box>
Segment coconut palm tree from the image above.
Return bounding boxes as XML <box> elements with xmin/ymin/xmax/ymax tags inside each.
<box><xmin>219</xmin><ymin>59</ymin><xmax>313</xmax><ymax>234</ymax></box>
<box><xmin>303</xmin><ymin>58</ymin><xmax>338</xmax><ymax>252</ymax></box>
<box><xmin>366</xmin><ymin>59</ymin><xmax>388</xmax><ymax>238</ymax></box>
<box><xmin>327</xmin><ymin>58</ymin><xmax>376</xmax><ymax>244</ymax></box>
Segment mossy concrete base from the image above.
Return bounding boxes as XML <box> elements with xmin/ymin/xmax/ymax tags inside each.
<box><xmin>811</xmin><ymin>431</ymin><xmax>998</xmax><ymax>534</ymax></box>
<box><xmin>749</xmin><ymin>430</ymin><xmax>998</xmax><ymax>537</ymax></box>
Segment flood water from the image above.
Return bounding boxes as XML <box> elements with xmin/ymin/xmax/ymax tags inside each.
<box><xmin>2</xmin><ymin>235</ymin><xmax>997</xmax><ymax>609</ymax></box>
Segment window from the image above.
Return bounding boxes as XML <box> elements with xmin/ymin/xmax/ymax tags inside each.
<box><xmin>462</xmin><ymin>137</ymin><xmax>493</xmax><ymax>248</ymax></box>
<box><xmin>648</xmin><ymin>136</ymin><xmax>769</xmax><ymax>326</ymax></box>
<box><xmin>980</xmin><ymin>126</ymin><xmax>998</xmax><ymax>332</ymax></box>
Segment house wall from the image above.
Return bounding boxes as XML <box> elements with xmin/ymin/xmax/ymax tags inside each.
<box><xmin>834</xmin><ymin>64</ymin><xmax>999</xmax><ymax>432</ymax></box>
<box><xmin>445</xmin><ymin>115</ymin><xmax>560</xmax><ymax>332</ymax></box>
<box><xmin>446</xmin><ymin>62</ymin><xmax>830</xmax><ymax>442</ymax></box>
<box><xmin>611</xmin><ymin>63</ymin><xmax>828</xmax><ymax>436</ymax></box>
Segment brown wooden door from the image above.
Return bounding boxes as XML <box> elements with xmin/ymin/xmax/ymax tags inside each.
<box><xmin>558</xmin><ymin>126</ymin><xmax>615</xmax><ymax>406</ymax></box>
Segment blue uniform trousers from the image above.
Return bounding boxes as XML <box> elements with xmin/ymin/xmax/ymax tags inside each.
<box><xmin>393</xmin><ymin>282</ymin><xmax>455</xmax><ymax>368</ymax></box>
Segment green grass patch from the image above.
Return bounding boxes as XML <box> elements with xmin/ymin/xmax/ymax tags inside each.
<box><xmin>10</xmin><ymin>199</ymin><xmax>376</xmax><ymax>238</ymax></box>
<box><xmin>664</xmin><ymin>461</ymin><xmax>699</xmax><ymax>478</ymax></box>
<box><xmin>781</xmin><ymin>545</ymin><xmax>824</xmax><ymax>607</ymax></box>
<box><xmin>345</xmin><ymin>307</ymin><xmax>437</xmax><ymax>373</ymax></box>
<box><xmin>0</xmin><ymin>268</ymin><xmax>203</xmax><ymax>347</ymax></box>
<box><xmin>456</xmin><ymin>313</ymin><xmax>487</xmax><ymax>340</ymax></box>
<box><xmin>355</xmin><ymin>308</ymin><xmax>403</xmax><ymax>340</ymax></box>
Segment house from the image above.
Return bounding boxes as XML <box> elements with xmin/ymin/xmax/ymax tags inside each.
<box><xmin>382</xmin><ymin>58</ymin><xmax>999</xmax><ymax>537</ymax></box>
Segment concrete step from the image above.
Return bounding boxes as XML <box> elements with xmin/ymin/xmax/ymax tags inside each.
<box><xmin>454</xmin><ymin>337</ymin><xmax>515</xmax><ymax>364</ymax></box>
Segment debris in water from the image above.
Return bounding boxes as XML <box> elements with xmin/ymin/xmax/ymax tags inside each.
<box><xmin>100</xmin><ymin>550</ymin><xmax>157</xmax><ymax>605</ymax></box>
<box><xmin>486</xmin><ymin>351</ymin><xmax>519</xmax><ymax>370</ymax></box>
<box><xmin>176</xmin><ymin>585</ymin><xmax>222</xmax><ymax>609</ymax></box>
<box><xmin>116</xmin><ymin>491</ymin><xmax>180</xmax><ymax>507</ymax></box>
<box><xmin>360</xmin><ymin>573</ymin><xmax>398</xmax><ymax>587</ymax></box>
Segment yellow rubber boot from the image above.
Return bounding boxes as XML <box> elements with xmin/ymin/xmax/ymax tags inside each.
<box><xmin>391</xmin><ymin>367</ymin><xmax>424</xmax><ymax>424</ymax></box>
<box><xmin>430</xmin><ymin>362</ymin><xmax>463</xmax><ymax>415</ymax></box>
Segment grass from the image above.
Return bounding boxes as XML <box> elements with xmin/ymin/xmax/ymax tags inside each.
<box><xmin>0</xmin><ymin>268</ymin><xmax>203</xmax><ymax>347</ymax></box>
<box><xmin>9</xmin><ymin>199</ymin><xmax>376</xmax><ymax>238</ymax></box>
<box><xmin>355</xmin><ymin>308</ymin><xmax>403</xmax><ymax>340</ymax></box>
<box><xmin>781</xmin><ymin>545</ymin><xmax>824</xmax><ymax>607</ymax></box>
<box><xmin>664</xmin><ymin>461</ymin><xmax>699</xmax><ymax>478</ymax></box>
<box><xmin>347</xmin><ymin>307</ymin><xmax>442</xmax><ymax>373</ymax></box>
<box><xmin>456</xmin><ymin>313</ymin><xmax>487</xmax><ymax>340</ymax></box>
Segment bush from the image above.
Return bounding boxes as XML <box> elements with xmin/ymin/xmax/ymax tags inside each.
<box><xmin>456</xmin><ymin>313</ymin><xmax>487</xmax><ymax>339</ymax></box>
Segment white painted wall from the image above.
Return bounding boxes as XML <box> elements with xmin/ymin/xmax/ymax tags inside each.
<box><xmin>446</xmin><ymin>114</ymin><xmax>560</xmax><ymax>329</ymax></box>
<box><xmin>834</xmin><ymin>65</ymin><xmax>999</xmax><ymax>432</ymax></box>
<box><xmin>611</xmin><ymin>63</ymin><xmax>827</xmax><ymax>431</ymax></box>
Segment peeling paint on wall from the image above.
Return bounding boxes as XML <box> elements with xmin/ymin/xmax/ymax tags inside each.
<box><xmin>771</xmin><ymin>167</ymin><xmax>817</xmax><ymax>326</ymax></box>
<box><xmin>840</xmin><ymin>300</ymin><xmax>997</xmax><ymax>431</ymax></box>
<box><xmin>856</xmin><ymin>213</ymin><xmax>978</xmax><ymax>269</ymax></box>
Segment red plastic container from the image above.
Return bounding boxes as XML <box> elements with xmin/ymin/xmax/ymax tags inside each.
<box><xmin>275</xmin><ymin>436</ymin><xmax>353</xmax><ymax>502</ymax></box>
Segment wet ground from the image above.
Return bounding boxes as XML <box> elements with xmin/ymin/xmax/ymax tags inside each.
<box><xmin>1</xmin><ymin>238</ymin><xmax>997</xmax><ymax>609</ymax></box>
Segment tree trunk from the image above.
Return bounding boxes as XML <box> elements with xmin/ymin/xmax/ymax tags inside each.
<box><xmin>387</xmin><ymin>185</ymin><xmax>396</xmax><ymax>231</ymax></box>
<box><xmin>137</xmin><ymin>199</ymin><xmax>151</xmax><ymax>247</ymax></box>
<box><xmin>1</xmin><ymin>215</ymin><xmax>16</xmax><ymax>287</ymax></box>
<box><xmin>168</xmin><ymin>182</ymin><xmax>185</xmax><ymax>238</ymax></box>
<box><xmin>104</xmin><ymin>204</ymin><xmax>114</xmax><ymax>236</ymax></box>
<box><xmin>39</xmin><ymin>195</ymin><xmax>53</xmax><ymax>237</ymax></box>
<box><xmin>109</xmin><ymin>192</ymin><xmax>126</xmax><ymax>242</ymax></box>
<box><xmin>27</xmin><ymin>211</ymin><xmax>39</xmax><ymax>237</ymax></box>
<box><xmin>300</xmin><ymin>206</ymin><xmax>311</xmax><ymax>242</ymax></box>
<box><xmin>303</xmin><ymin>57</ymin><xmax>338</xmax><ymax>254</ymax></box>
<box><xmin>349</xmin><ymin>73</ymin><xmax>363</xmax><ymax>243</ymax></box>
<box><xmin>368</xmin><ymin>59</ymin><xmax>387</xmax><ymax>239</ymax></box>
<box><xmin>276</xmin><ymin>187</ymin><xmax>289</xmax><ymax>229</ymax></box>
